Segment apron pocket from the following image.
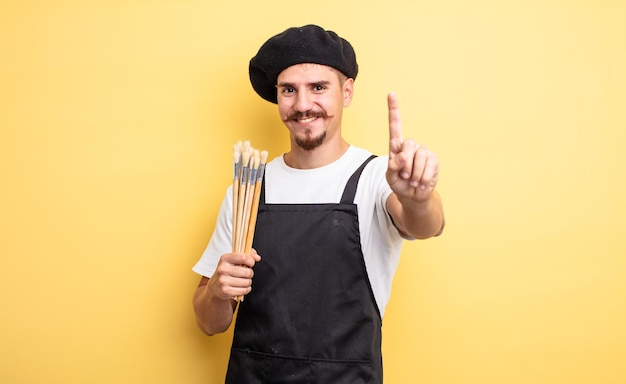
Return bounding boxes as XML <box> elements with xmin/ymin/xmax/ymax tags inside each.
<box><xmin>227</xmin><ymin>348</ymin><xmax>375</xmax><ymax>384</ymax></box>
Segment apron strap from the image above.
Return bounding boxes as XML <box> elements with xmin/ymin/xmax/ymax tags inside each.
<box><xmin>340</xmin><ymin>155</ymin><xmax>377</xmax><ymax>204</ymax></box>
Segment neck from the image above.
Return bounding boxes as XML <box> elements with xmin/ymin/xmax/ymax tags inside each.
<box><xmin>284</xmin><ymin>139</ymin><xmax>350</xmax><ymax>169</ymax></box>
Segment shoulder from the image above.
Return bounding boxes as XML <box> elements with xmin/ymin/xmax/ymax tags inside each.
<box><xmin>356</xmin><ymin>155</ymin><xmax>393</xmax><ymax>213</ymax></box>
<box><xmin>347</xmin><ymin>145</ymin><xmax>374</xmax><ymax>161</ymax></box>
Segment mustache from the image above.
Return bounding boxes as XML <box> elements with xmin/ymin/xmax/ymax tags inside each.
<box><xmin>286</xmin><ymin>110</ymin><xmax>327</xmax><ymax>120</ymax></box>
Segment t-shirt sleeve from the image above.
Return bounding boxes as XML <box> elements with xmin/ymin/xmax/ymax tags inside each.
<box><xmin>371</xmin><ymin>156</ymin><xmax>414</xmax><ymax>241</ymax></box>
<box><xmin>192</xmin><ymin>187</ymin><xmax>233</xmax><ymax>278</ymax></box>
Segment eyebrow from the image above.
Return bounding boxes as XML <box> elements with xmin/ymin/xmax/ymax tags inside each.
<box><xmin>277</xmin><ymin>80</ymin><xmax>332</xmax><ymax>88</ymax></box>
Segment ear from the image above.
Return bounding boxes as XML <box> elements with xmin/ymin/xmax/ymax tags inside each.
<box><xmin>342</xmin><ymin>78</ymin><xmax>354</xmax><ymax>107</ymax></box>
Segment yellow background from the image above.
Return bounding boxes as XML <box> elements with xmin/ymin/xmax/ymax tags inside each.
<box><xmin>1</xmin><ymin>0</ymin><xmax>625</xmax><ymax>383</ymax></box>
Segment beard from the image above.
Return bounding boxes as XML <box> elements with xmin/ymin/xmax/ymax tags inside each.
<box><xmin>285</xmin><ymin>110</ymin><xmax>328</xmax><ymax>151</ymax></box>
<box><xmin>294</xmin><ymin>130</ymin><xmax>326</xmax><ymax>151</ymax></box>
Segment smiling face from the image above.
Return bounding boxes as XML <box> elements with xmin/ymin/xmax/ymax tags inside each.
<box><xmin>276</xmin><ymin>63</ymin><xmax>353</xmax><ymax>152</ymax></box>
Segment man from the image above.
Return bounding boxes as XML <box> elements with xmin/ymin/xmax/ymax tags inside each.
<box><xmin>192</xmin><ymin>24</ymin><xmax>444</xmax><ymax>383</ymax></box>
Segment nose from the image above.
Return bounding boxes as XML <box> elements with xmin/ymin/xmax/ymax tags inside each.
<box><xmin>294</xmin><ymin>91</ymin><xmax>313</xmax><ymax>113</ymax></box>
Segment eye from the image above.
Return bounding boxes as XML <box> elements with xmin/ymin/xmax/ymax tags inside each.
<box><xmin>313</xmin><ymin>84</ymin><xmax>326</xmax><ymax>92</ymax></box>
<box><xmin>279</xmin><ymin>86</ymin><xmax>296</xmax><ymax>95</ymax></box>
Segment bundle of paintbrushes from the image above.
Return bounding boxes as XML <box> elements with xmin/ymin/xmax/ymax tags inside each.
<box><xmin>231</xmin><ymin>141</ymin><xmax>268</xmax><ymax>301</ymax></box>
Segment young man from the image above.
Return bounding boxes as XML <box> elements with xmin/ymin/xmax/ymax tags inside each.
<box><xmin>192</xmin><ymin>24</ymin><xmax>444</xmax><ymax>383</ymax></box>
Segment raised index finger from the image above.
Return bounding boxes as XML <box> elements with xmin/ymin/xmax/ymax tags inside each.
<box><xmin>388</xmin><ymin>92</ymin><xmax>403</xmax><ymax>155</ymax></box>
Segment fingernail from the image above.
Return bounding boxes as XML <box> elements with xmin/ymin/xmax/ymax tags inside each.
<box><xmin>401</xmin><ymin>172</ymin><xmax>409</xmax><ymax>179</ymax></box>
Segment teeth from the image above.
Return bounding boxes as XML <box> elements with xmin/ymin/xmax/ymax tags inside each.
<box><xmin>298</xmin><ymin>116</ymin><xmax>316</xmax><ymax>123</ymax></box>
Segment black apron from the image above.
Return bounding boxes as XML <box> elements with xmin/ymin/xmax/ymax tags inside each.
<box><xmin>225</xmin><ymin>155</ymin><xmax>382</xmax><ymax>384</ymax></box>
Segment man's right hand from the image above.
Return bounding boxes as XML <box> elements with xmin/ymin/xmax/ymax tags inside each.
<box><xmin>207</xmin><ymin>249</ymin><xmax>261</xmax><ymax>301</ymax></box>
<box><xmin>193</xmin><ymin>250</ymin><xmax>261</xmax><ymax>335</ymax></box>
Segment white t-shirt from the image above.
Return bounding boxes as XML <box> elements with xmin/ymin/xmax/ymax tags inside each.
<box><xmin>192</xmin><ymin>146</ymin><xmax>406</xmax><ymax>316</ymax></box>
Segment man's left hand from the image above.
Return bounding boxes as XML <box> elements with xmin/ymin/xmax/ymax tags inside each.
<box><xmin>386</xmin><ymin>92</ymin><xmax>440</xmax><ymax>203</ymax></box>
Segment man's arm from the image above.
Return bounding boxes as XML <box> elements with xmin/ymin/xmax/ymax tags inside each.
<box><xmin>386</xmin><ymin>189</ymin><xmax>444</xmax><ymax>239</ymax></box>
<box><xmin>193</xmin><ymin>276</ymin><xmax>236</xmax><ymax>335</ymax></box>
<box><xmin>385</xmin><ymin>92</ymin><xmax>445</xmax><ymax>239</ymax></box>
<box><xmin>192</xmin><ymin>251</ymin><xmax>261</xmax><ymax>335</ymax></box>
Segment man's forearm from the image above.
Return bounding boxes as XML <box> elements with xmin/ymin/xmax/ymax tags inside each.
<box><xmin>192</xmin><ymin>278</ymin><xmax>235</xmax><ymax>335</ymax></box>
<box><xmin>389</xmin><ymin>191</ymin><xmax>445</xmax><ymax>239</ymax></box>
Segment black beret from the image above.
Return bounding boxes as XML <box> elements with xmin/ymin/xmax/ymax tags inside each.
<box><xmin>249</xmin><ymin>24</ymin><xmax>358</xmax><ymax>104</ymax></box>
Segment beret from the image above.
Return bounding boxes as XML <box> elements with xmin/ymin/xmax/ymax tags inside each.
<box><xmin>249</xmin><ymin>24</ymin><xmax>358</xmax><ymax>104</ymax></box>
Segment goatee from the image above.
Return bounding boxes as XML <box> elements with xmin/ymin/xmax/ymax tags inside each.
<box><xmin>295</xmin><ymin>131</ymin><xmax>326</xmax><ymax>151</ymax></box>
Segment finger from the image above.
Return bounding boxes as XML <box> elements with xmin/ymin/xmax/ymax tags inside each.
<box><xmin>216</xmin><ymin>258</ymin><xmax>252</xmax><ymax>279</ymax></box>
<box><xmin>220</xmin><ymin>252</ymin><xmax>256</xmax><ymax>269</ymax></box>
<box><xmin>250</xmin><ymin>248</ymin><xmax>262</xmax><ymax>262</ymax></box>
<box><xmin>237</xmin><ymin>252</ymin><xmax>258</xmax><ymax>268</ymax></box>
<box><xmin>397</xmin><ymin>139</ymin><xmax>418</xmax><ymax>179</ymax></box>
<box><xmin>229</xmin><ymin>266</ymin><xmax>254</xmax><ymax>297</ymax></box>
<box><xmin>211</xmin><ymin>269</ymin><xmax>251</xmax><ymax>298</ymax></box>
<box><xmin>388</xmin><ymin>92</ymin><xmax>403</xmax><ymax>155</ymax></box>
<box><xmin>411</xmin><ymin>146</ymin><xmax>429</xmax><ymax>186</ymax></box>
<box><xmin>420</xmin><ymin>153</ymin><xmax>440</xmax><ymax>189</ymax></box>
<box><xmin>222</xmin><ymin>275</ymin><xmax>253</xmax><ymax>298</ymax></box>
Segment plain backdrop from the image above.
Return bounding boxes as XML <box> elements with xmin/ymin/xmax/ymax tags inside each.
<box><xmin>1</xmin><ymin>0</ymin><xmax>625</xmax><ymax>383</ymax></box>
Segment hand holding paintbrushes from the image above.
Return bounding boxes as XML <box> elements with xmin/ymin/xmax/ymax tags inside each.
<box><xmin>231</xmin><ymin>141</ymin><xmax>268</xmax><ymax>302</ymax></box>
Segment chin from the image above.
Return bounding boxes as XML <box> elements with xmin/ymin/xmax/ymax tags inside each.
<box><xmin>295</xmin><ymin>131</ymin><xmax>326</xmax><ymax>151</ymax></box>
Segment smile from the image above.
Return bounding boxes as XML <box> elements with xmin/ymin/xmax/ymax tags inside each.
<box><xmin>296</xmin><ymin>116</ymin><xmax>317</xmax><ymax>123</ymax></box>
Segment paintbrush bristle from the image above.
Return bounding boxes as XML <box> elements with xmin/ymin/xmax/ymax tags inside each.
<box><xmin>241</xmin><ymin>146</ymin><xmax>252</xmax><ymax>166</ymax></box>
<box><xmin>260</xmin><ymin>150</ymin><xmax>269</xmax><ymax>164</ymax></box>
<box><xmin>252</xmin><ymin>150</ymin><xmax>260</xmax><ymax>169</ymax></box>
<box><xmin>233</xmin><ymin>144</ymin><xmax>241</xmax><ymax>162</ymax></box>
